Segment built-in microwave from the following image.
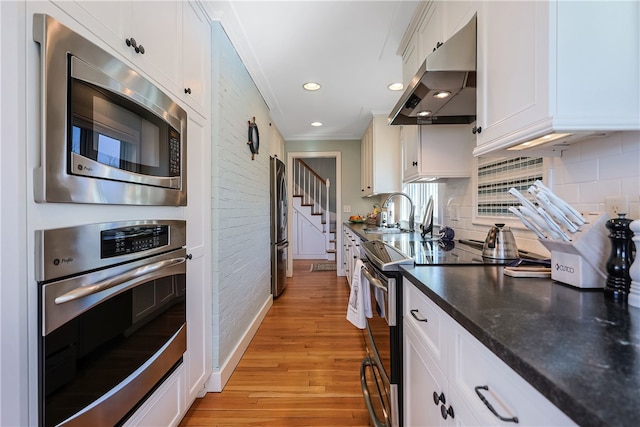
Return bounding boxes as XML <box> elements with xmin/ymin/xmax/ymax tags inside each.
<box><xmin>33</xmin><ymin>14</ymin><xmax>187</xmax><ymax>206</ymax></box>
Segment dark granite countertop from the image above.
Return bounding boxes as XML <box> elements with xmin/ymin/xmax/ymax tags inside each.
<box><xmin>401</xmin><ymin>265</ymin><xmax>640</xmax><ymax>427</ymax></box>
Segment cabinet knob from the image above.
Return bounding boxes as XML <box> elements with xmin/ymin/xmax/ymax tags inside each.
<box><xmin>412</xmin><ymin>161</ymin><xmax>418</xmax><ymax>167</ymax></box>
<box><xmin>441</xmin><ymin>404</ymin><xmax>455</xmax><ymax>420</ymax></box>
<box><xmin>475</xmin><ymin>386</ymin><xmax>519</xmax><ymax>423</ymax></box>
<box><xmin>126</xmin><ymin>37</ymin><xmax>137</xmax><ymax>48</ymax></box>
<box><xmin>185</xmin><ymin>253</ymin><xmax>193</xmax><ymax>260</ymax></box>
<box><xmin>472</xmin><ymin>126</ymin><xmax>483</xmax><ymax>135</ymax></box>
<box><xmin>136</xmin><ymin>44</ymin><xmax>145</xmax><ymax>54</ymax></box>
<box><xmin>433</xmin><ymin>391</ymin><xmax>446</xmax><ymax>405</ymax></box>
<box><xmin>184</xmin><ymin>88</ymin><xmax>192</xmax><ymax>94</ymax></box>
<box><xmin>432</xmin><ymin>41</ymin><xmax>443</xmax><ymax>52</ymax></box>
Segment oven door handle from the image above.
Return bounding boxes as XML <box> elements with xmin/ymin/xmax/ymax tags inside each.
<box><xmin>54</xmin><ymin>257</ymin><xmax>186</xmax><ymax>304</ymax></box>
<box><xmin>360</xmin><ymin>358</ymin><xmax>391</xmax><ymax>427</ymax></box>
<box><xmin>362</xmin><ymin>267</ymin><xmax>387</xmax><ymax>293</ymax></box>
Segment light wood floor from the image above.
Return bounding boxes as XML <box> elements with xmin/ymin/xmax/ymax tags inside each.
<box><xmin>179</xmin><ymin>259</ymin><xmax>371</xmax><ymax>426</ymax></box>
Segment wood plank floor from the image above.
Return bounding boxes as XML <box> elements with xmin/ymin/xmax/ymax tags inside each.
<box><xmin>179</xmin><ymin>259</ymin><xmax>371</xmax><ymax>426</ymax></box>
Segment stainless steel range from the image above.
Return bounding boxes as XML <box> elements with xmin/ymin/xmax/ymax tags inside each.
<box><xmin>359</xmin><ymin>240</ymin><xmax>413</xmax><ymax>427</ymax></box>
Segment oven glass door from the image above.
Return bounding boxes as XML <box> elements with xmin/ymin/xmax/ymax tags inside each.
<box><xmin>39</xmin><ymin>249</ymin><xmax>186</xmax><ymax>427</ymax></box>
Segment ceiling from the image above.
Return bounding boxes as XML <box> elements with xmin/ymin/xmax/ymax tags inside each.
<box><xmin>206</xmin><ymin>1</ymin><xmax>420</xmax><ymax>141</ymax></box>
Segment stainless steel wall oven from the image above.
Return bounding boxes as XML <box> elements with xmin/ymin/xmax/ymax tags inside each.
<box><xmin>33</xmin><ymin>14</ymin><xmax>187</xmax><ymax>206</ymax></box>
<box><xmin>36</xmin><ymin>220</ymin><xmax>187</xmax><ymax>426</ymax></box>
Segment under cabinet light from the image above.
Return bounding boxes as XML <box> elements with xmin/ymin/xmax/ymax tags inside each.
<box><xmin>311</xmin><ymin>122</ymin><xmax>323</xmax><ymax>127</ymax></box>
<box><xmin>388</xmin><ymin>83</ymin><xmax>403</xmax><ymax>91</ymax></box>
<box><xmin>507</xmin><ymin>133</ymin><xmax>573</xmax><ymax>150</ymax></box>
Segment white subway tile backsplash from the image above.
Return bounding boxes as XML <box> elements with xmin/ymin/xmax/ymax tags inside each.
<box><xmin>445</xmin><ymin>132</ymin><xmax>640</xmax><ymax>249</ymax></box>
<box><xmin>558</xmin><ymin>158</ymin><xmax>599</xmax><ymax>184</ymax></box>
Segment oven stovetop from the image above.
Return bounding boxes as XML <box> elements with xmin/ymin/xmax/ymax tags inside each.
<box><xmin>388</xmin><ymin>239</ymin><xmax>490</xmax><ymax>266</ymax></box>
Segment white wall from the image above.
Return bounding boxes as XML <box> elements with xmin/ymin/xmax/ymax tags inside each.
<box><xmin>209</xmin><ymin>22</ymin><xmax>273</xmax><ymax>380</ymax></box>
<box><xmin>441</xmin><ymin>132</ymin><xmax>640</xmax><ymax>256</ymax></box>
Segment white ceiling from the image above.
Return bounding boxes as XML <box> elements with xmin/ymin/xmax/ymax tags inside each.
<box><xmin>206</xmin><ymin>1</ymin><xmax>419</xmax><ymax>141</ymax></box>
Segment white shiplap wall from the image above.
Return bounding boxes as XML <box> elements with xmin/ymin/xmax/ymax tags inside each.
<box><xmin>442</xmin><ymin>132</ymin><xmax>640</xmax><ymax>256</ymax></box>
<box><xmin>210</xmin><ymin>22</ymin><xmax>272</xmax><ymax>378</ymax></box>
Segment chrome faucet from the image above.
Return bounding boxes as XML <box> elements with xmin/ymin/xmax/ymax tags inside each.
<box><xmin>382</xmin><ymin>192</ymin><xmax>415</xmax><ymax>231</ymax></box>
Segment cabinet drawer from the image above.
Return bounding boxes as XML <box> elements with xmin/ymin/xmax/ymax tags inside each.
<box><xmin>449</xmin><ymin>325</ymin><xmax>575</xmax><ymax>426</ymax></box>
<box><xmin>403</xmin><ymin>280</ymin><xmax>447</xmax><ymax>365</ymax></box>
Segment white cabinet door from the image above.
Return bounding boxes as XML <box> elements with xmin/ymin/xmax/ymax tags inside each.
<box><xmin>416</xmin><ymin>1</ymin><xmax>443</xmax><ymax>64</ymax></box>
<box><xmin>184</xmin><ymin>114</ymin><xmax>211</xmax><ymax>402</ymax></box>
<box><xmin>404</xmin><ymin>319</ymin><xmax>451</xmax><ymax>427</ymax></box>
<box><xmin>131</xmin><ymin>1</ymin><xmax>182</xmax><ymax>90</ymax></box>
<box><xmin>360</xmin><ymin>124</ymin><xmax>373</xmax><ymax>197</ymax></box>
<box><xmin>64</xmin><ymin>1</ymin><xmax>182</xmax><ymax>95</ymax></box>
<box><xmin>182</xmin><ymin>1</ymin><xmax>210</xmax><ymax>113</ymax></box>
<box><xmin>401</xmin><ymin>32</ymin><xmax>419</xmax><ymax>86</ymax></box>
<box><xmin>401</xmin><ymin>126</ymin><xmax>419</xmax><ymax>182</ymax></box>
<box><xmin>360</xmin><ymin>116</ymin><xmax>401</xmax><ymax>197</ymax></box>
<box><xmin>442</xmin><ymin>1</ymin><xmax>477</xmax><ymax>41</ymax></box>
<box><xmin>475</xmin><ymin>0</ymin><xmax>544</xmax><ymax>150</ymax></box>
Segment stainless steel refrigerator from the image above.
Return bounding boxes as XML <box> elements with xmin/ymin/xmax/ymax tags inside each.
<box><xmin>270</xmin><ymin>157</ymin><xmax>288</xmax><ymax>297</ymax></box>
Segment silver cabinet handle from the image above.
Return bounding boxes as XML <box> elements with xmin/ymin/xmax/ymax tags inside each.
<box><xmin>475</xmin><ymin>385</ymin><xmax>519</xmax><ymax>423</ymax></box>
<box><xmin>55</xmin><ymin>257</ymin><xmax>186</xmax><ymax>304</ymax></box>
<box><xmin>410</xmin><ymin>309</ymin><xmax>428</xmax><ymax>322</ymax></box>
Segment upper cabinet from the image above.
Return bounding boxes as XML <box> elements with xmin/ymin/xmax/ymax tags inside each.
<box><xmin>361</xmin><ymin>116</ymin><xmax>401</xmax><ymax>197</ymax></box>
<box><xmin>474</xmin><ymin>0</ymin><xmax>640</xmax><ymax>156</ymax></box>
<box><xmin>56</xmin><ymin>1</ymin><xmax>211</xmax><ymax>115</ymax></box>
<box><xmin>415</xmin><ymin>1</ymin><xmax>443</xmax><ymax>64</ymax></box>
<box><xmin>402</xmin><ymin>125</ymin><xmax>474</xmax><ymax>183</ymax></box>
<box><xmin>182</xmin><ymin>1</ymin><xmax>211</xmax><ymax>114</ymax></box>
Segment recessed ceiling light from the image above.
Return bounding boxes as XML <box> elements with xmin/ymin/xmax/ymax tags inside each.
<box><xmin>311</xmin><ymin>122</ymin><xmax>323</xmax><ymax>127</ymax></box>
<box><xmin>303</xmin><ymin>82</ymin><xmax>321</xmax><ymax>91</ymax></box>
<box><xmin>417</xmin><ymin>110</ymin><xmax>432</xmax><ymax>117</ymax></box>
<box><xmin>388</xmin><ymin>83</ymin><xmax>403</xmax><ymax>91</ymax></box>
<box><xmin>433</xmin><ymin>90</ymin><xmax>452</xmax><ymax>99</ymax></box>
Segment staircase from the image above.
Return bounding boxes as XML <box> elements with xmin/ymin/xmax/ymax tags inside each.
<box><xmin>292</xmin><ymin>159</ymin><xmax>336</xmax><ymax>260</ymax></box>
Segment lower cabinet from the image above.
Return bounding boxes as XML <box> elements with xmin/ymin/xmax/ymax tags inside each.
<box><xmin>403</xmin><ymin>278</ymin><xmax>576</xmax><ymax>426</ymax></box>
<box><xmin>342</xmin><ymin>226</ymin><xmax>361</xmax><ymax>285</ymax></box>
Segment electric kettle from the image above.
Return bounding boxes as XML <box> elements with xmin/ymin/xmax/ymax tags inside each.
<box><xmin>482</xmin><ymin>223</ymin><xmax>519</xmax><ymax>259</ymax></box>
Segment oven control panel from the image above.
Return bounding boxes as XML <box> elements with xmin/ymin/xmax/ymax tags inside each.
<box><xmin>101</xmin><ymin>225</ymin><xmax>169</xmax><ymax>258</ymax></box>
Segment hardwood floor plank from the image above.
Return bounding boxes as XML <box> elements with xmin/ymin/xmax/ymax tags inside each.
<box><xmin>179</xmin><ymin>259</ymin><xmax>371</xmax><ymax>426</ymax></box>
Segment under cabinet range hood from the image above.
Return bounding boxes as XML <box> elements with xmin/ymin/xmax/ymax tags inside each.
<box><xmin>389</xmin><ymin>15</ymin><xmax>477</xmax><ymax>126</ymax></box>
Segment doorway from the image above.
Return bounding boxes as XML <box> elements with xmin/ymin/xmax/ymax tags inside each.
<box><xmin>286</xmin><ymin>151</ymin><xmax>342</xmax><ymax>278</ymax></box>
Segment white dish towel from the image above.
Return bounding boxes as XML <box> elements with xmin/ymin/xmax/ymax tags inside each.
<box><xmin>346</xmin><ymin>259</ymin><xmax>372</xmax><ymax>329</ymax></box>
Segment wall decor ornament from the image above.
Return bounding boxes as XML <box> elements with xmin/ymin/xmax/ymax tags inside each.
<box><xmin>247</xmin><ymin>117</ymin><xmax>259</xmax><ymax>160</ymax></box>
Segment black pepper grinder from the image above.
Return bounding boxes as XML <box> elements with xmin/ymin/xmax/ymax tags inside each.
<box><xmin>604</xmin><ymin>213</ymin><xmax>634</xmax><ymax>301</ymax></box>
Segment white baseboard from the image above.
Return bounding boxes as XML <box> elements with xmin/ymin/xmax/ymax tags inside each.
<box><xmin>204</xmin><ymin>294</ymin><xmax>273</xmax><ymax>392</ymax></box>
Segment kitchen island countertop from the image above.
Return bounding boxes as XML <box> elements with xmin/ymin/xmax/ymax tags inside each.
<box><xmin>401</xmin><ymin>265</ymin><xmax>640</xmax><ymax>427</ymax></box>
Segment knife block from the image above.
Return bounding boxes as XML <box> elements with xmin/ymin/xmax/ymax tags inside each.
<box><xmin>539</xmin><ymin>213</ymin><xmax>609</xmax><ymax>288</ymax></box>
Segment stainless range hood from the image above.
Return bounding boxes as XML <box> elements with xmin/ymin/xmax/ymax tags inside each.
<box><xmin>389</xmin><ymin>15</ymin><xmax>477</xmax><ymax>126</ymax></box>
